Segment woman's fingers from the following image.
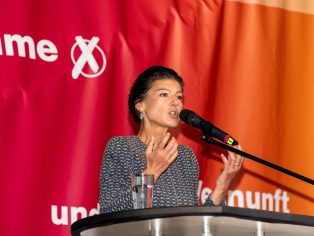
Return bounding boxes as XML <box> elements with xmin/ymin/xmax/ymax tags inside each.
<box><xmin>233</xmin><ymin>145</ymin><xmax>243</xmax><ymax>167</ymax></box>
<box><xmin>221</xmin><ymin>145</ymin><xmax>244</xmax><ymax>170</ymax></box>
<box><xmin>155</xmin><ymin>134</ymin><xmax>178</xmax><ymax>158</ymax></box>
<box><xmin>144</xmin><ymin>134</ymin><xmax>179</xmax><ymax>182</ymax></box>
<box><xmin>169</xmin><ymin>149</ymin><xmax>178</xmax><ymax>163</ymax></box>
<box><xmin>167</xmin><ymin>140</ymin><xmax>178</xmax><ymax>161</ymax></box>
<box><xmin>163</xmin><ymin>136</ymin><xmax>177</xmax><ymax>151</ymax></box>
<box><xmin>220</xmin><ymin>153</ymin><xmax>229</xmax><ymax>165</ymax></box>
<box><xmin>227</xmin><ymin>145</ymin><xmax>242</xmax><ymax>166</ymax></box>
<box><xmin>146</xmin><ymin>136</ymin><xmax>155</xmax><ymax>155</ymax></box>
<box><xmin>158</xmin><ymin>132</ymin><xmax>171</xmax><ymax>150</ymax></box>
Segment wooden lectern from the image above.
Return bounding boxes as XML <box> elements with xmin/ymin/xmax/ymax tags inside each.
<box><xmin>71</xmin><ymin>206</ymin><xmax>314</xmax><ymax>236</ymax></box>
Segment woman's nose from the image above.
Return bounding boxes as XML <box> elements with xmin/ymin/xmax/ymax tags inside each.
<box><xmin>170</xmin><ymin>95</ymin><xmax>179</xmax><ymax>106</ymax></box>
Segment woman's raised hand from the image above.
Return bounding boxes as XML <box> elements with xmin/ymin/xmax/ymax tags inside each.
<box><xmin>211</xmin><ymin>145</ymin><xmax>244</xmax><ymax>205</ymax></box>
<box><xmin>144</xmin><ymin>133</ymin><xmax>178</xmax><ymax>182</ymax></box>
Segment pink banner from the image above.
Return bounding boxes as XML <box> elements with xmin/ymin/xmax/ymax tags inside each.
<box><xmin>1</xmin><ymin>1</ymin><xmax>313</xmax><ymax>235</ymax></box>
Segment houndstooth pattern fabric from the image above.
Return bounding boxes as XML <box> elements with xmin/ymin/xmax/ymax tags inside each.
<box><xmin>99</xmin><ymin>136</ymin><xmax>215</xmax><ymax>213</ymax></box>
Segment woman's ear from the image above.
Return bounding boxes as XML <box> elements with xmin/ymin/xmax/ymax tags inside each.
<box><xmin>135</xmin><ymin>102</ymin><xmax>144</xmax><ymax>113</ymax></box>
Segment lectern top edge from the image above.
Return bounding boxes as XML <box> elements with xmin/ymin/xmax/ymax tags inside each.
<box><xmin>71</xmin><ymin>206</ymin><xmax>314</xmax><ymax>236</ymax></box>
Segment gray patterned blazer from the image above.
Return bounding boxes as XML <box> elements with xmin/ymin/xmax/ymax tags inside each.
<box><xmin>99</xmin><ymin>136</ymin><xmax>215</xmax><ymax>213</ymax></box>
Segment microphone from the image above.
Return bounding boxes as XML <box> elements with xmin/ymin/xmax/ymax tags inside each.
<box><xmin>179</xmin><ymin>109</ymin><xmax>238</xmax><ymax>145</ymax></box>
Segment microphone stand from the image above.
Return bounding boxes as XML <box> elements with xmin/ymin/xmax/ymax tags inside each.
<box><xmin>202</xmin><ymin>134</ymin><xmax>314</xmax><ymax>186</ymax></box>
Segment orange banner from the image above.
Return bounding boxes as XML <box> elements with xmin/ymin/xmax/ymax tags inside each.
<box><xmin>1</xmin><ymin>1</ymin><xmax>313</xmax><ymax>235</ymax></box>
<box><xmin>182</xmin><ymin>0</ymin><xmax>314</xmax><ymax>216</ymax></box>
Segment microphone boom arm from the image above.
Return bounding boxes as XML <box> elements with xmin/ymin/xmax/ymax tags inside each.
<box><xmin>202</xmin><ymin>134</ymin><xmax>314</xmax><ymax>186</ymax></box>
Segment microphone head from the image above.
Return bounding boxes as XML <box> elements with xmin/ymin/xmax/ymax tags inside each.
<box><xmin>179</xmin><ymin>109</ymin><xmax>203</xmax><ymax>129</ymax></box>
<box><xmin>180</xmin><ymin>109</ymin><xmax>238</xmax><ymax>145</ymax></box>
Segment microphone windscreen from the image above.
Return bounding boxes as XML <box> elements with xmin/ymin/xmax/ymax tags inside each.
<box><xmin>179</xmin><ymin>109</ymin><xmax>202</xmax><ymax>128</ymax></box>
<box><xmin>180</xmin><ymin>109</ymin><xmax>238</xmax><ymax>145</ymax></box>
<box><xmin>179</xmin><ymin>109</ymin><xmax>191</xmax><ymax>122</ymax></box>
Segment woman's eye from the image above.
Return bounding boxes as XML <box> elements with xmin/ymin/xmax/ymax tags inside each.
<box><xmin>177</xmin><ymin>95</ymin><xmax>183</xmax><ymax>100</ymax></box>
<box><xmin>159</xmin><ymin>93</ymin><xmax>168</xmax><ymax>97</ymax></box>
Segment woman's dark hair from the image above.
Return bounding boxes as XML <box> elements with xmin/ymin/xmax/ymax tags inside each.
<box><xmin>128</xmin><ymin>65</ymin><xmax>184</xmax><ymax>123</ymax></box>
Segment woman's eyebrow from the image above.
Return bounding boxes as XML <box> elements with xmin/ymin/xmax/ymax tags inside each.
<box><xmin>156</xmin><ymin>88</ymin><xmax>182</xmax><ymax>93</ymax></box>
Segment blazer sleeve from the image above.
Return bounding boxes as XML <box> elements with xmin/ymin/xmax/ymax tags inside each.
<box><xmin>99</xmin><ymin>138</ymin><xmax>133</xmax><ymax>213</ymax></box>
<box><xmin>186</xmin><ymin>146</ymin><xmax>225</xmax><ymax>207</ymax></box>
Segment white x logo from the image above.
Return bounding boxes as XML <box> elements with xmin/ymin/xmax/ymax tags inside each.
<box><xmin>71</xmin><ymin>36</ymin><xmax>106</xmax><ymax>79</ymax></box>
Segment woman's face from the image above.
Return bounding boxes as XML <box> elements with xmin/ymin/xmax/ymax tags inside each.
<box><xmin>138</xmin><ymin>79</ymin><xmax>183</xmax><ymax>129</ymax></box>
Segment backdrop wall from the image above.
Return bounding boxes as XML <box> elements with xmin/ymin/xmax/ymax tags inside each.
<box><xmin>0</xmin><ymin>0</ymin><xmax>313</xmax><ymax>235</ymax></box>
